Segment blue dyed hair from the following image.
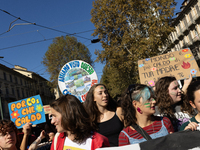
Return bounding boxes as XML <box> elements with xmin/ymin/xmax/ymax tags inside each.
<box><xmin>131</xmin><ymin>86</ymin><xmax>154</xmax><ymax>103</ymax></box>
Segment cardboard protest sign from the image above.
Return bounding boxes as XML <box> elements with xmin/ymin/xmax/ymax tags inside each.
<box><xmin>43</xmin><ymin>105</ymin><xmax>51</xmax><ymax>114</ymax></box>
<box><xmin>138</xmin><ymin>48</ymin><xmax>200</xmax><ymax>86</ymax></box>
<box><xmin>8</xmin><ymin>95</ymin><xmax>46</xmax><ymax>129</ymax></box>
<box><xmin>58</xmin><ymin>60</ymin><xmax>98</xmax><ymax>102</ymax></box>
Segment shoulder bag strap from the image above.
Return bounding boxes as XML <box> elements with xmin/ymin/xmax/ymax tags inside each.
<box><xmin>54</xmin><ymin>132</ymin><xmax>60</xmax><ymax>150</ymax></box>
<box><xmin>132</xmin><ymin>124</ymin><xmax>152</xmax><ymax>141</ymax></box>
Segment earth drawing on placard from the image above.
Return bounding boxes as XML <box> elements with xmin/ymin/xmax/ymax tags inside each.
<box><xmin>64</xmin><ymin>68</ymin><xmax>91</xmax><ymax>96</ymax></box>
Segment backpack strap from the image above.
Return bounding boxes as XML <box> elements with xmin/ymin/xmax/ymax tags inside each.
<box><xmin>131</xmin><ymin>124</ymin><xmax>152</xmax><ymax>141</ymax></box>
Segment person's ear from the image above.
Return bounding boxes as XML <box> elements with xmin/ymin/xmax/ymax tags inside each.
<box><xmin>132</xmin><ymin>100</ymin><xmax>137</xmax><ymax>108</ymax></box>
<box><xmin>189</xmin><ymin>101</ymin><xmax>196</xmax><ymax>109</ymax></box>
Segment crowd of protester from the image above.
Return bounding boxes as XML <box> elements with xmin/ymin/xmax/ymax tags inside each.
<box><xmin>1</xmin><ymin>74</ymin><xmax>200</xmax><ymax>150</ymax></box>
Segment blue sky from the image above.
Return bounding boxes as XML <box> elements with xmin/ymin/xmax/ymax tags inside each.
<box><xmin>0</xmin><ymin>0</ymin><xmax>182</xmax><ymax>82</ymax></box>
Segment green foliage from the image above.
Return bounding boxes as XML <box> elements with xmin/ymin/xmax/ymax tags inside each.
<box><xmin>42</xmin><ymin>35</ymin><xmax>94</xmax><ymax>89</ymax></box>
<box><xmin>92</xmin><ymin>0</ymin><xmax>176</xmax><ymax>97</ymax></box>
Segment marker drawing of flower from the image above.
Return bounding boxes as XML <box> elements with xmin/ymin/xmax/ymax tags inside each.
<box><xmin>139</xmin><ymin>64</ymin><xmax>144</xmax><ymax>68</ymax></box>
<box><xmin>36</xmin><ymin>104</ymin><xmax>43</xmax><ymax>112</ymax></box>
<box><xmin>151</xmin><ymin>67</ymin><xmax>157</xmax><ymax>71</ymax></box>
<box><xmin>184</xmin><ymin>54</ymin><xmax>192</xmax><ymax>58</ymax></box>
<box><xmin>190</xmin><ymin>69</ymin><xmax>197</xmax><ymax>75</ymax></box>
<box><xmin>148</xmin><ymin>80</ymin><xmax>155</xmax><ymax>87</ymax></box>
<box><xmin>11</xmin><ymin>110</ymin><xmax>20</xmax><ymax>119</ymax></box>
<box><xmin>145</xmin><ymin>58</ymin><xmax>150</xmax><ymax>61</ymax></box>
<box><xmin>169</xmin><ymin>57</ymin><xmax>176</xmax><ymax>61</ymax></box>
<box><xmin>182</xmin><ymin>49</ymin><xmax>188</xmax><ymax>52</ymax></box>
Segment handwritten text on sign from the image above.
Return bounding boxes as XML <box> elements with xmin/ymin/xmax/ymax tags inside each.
<box><xmin>138</xmin><ymin>49</ymin><xmax>200</xmax><ymax>86</ymax></box>
<box><xmin>8</xmin><ymin>95</ymin><xmax>46</xmax><ymax>129</ymax></box>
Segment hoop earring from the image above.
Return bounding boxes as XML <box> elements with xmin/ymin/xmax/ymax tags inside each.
<box><xmin>137</xmin><ymin>107</ymin><xmax>142</xmax><ymax>114</ymax></box>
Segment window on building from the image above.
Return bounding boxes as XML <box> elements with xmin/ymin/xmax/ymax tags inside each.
<box><xmin>17</xmin><ymin>88</ymin><xmax>20</xmax><ymax>98</ymax></box>
<box><xmin>15</xmin><ymin>77</ymin><xmax>18</xmax><ymax>84</ymax></box>
<box><xmin>6</xmin><ymin>86</ymin><xmax>9</xmax><ymax>95</ymax></box>
<box><xmin>189</xmin><ymin>12</ymin><xmax>193</xmax><ymax>22</ymax></box>
<box><xmin>188</xmin><ymin>32</ymin><xmax>193</xmax><ymax>42</ymax></box>
<box><xmin>3</xmin><ymin>72</ymin><xmax>7</xmax><ymax>80</ymax></box>
<box><xmin>0</xmin><ymin>83</ymin><xmax>2</xmax><ymax>94</ymax></box>
<box><xmin>12</xmin><ymin>87</ymin><xmax>15</xmax><ymax>95</ymax></box>
<box><xmin>10</xmin><ymin>75</ymin><xmax>12</xmax><ymax>82</ymax></box>
<box><xmin>183</xmin><ymin>17</ymin><xmax>188</xmax><ymax>28</ymax></box>
<box><xmin>20</xmin><ymin>79</ymin><xmax>23</xmax><ymax>85</ymax></box>
<box><xmin>22</xmin><ymin>89</ymin><xmax>24</xmax><ymax>98</ymax></box>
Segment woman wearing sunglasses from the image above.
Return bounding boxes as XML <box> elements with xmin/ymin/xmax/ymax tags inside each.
<box><xmin>118</xmin><ymin>84</ymin><xmax>174</xmax><ymax>146</ymax></box>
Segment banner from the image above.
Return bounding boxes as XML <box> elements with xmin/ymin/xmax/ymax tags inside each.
<box><xmin>58</xmin><ymin>60</ymin><xmax>98</xmax><ymax>102</ymax></box>
<box><xmin>138</xmin><ymin>48</ymin><xmax>200</xmax><ymax>86</ymax></box>
<box><xmin>8</xmin><ymin>95</ymin><xmax>46</xmax><ymax>129</ymax></box>
<box><xmin>97</xmin><ymin>131</ymin><xmax>200</xmax><ymax>150</ymax></box>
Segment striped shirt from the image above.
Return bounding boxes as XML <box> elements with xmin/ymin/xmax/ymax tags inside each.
<box><xmin>118</xmin><ymin>116</ymin><xmax>174</xmax><ymax>146</ymax></box>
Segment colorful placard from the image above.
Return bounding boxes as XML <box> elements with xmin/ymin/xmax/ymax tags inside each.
<box><xmin>138</xmin><ymin>48</ymin><xmax>200</xmax><ymax>86</ymax></box>
<box><xmin>58</xmin><ymin>60</ymin><xmax>98</xmax><ymax>102</ymax></box>
<box><xmin>43</xmin><ymin>105</ymin><xmax>51</xmax><ymax>114</ymax></box>
<box><xmin>8</xmin><ymin>95</ymin><xmax>46</xmax><ymax>129</ymax></box>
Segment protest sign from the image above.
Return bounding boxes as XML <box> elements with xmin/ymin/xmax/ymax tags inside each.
<box><xmin>58</xmin><ymin>60</ymin><xmax>98</xmax><ymax>102</ymax></box>
<box><xmin>43</xmin><ymin>105</ymin><xmax>51</xmax><ymax>114</ymax></box>
<box><xmin>138</xmin><ymin>48</ymin><xmax>200</xmax><ymax>86</ymax></box>
<box><xmin>8</xmin><ymin>95</ymin><xmax>46</xmax><ymax>129</ymax></box>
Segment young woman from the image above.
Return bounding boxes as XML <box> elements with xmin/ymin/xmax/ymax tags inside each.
<box><xmin>0</xmin><ymin>120</ymin><xmax>20</xmax><ymax>150</ymax></box>
<box><xmin>118</xmin><ymin>84</ymin><xmax>173</xmax><ymax>146</ymax></box>
<box><xmin>155</xmin><ymin>76</ymin><xmax>192</xmax><ymax>131</ymax></box>
<box><xmin>180</xmin><ymin>80</ymin><xmax>200</xmax><ymax>131</ymax></box>
<box><xmin>83</xmin><ymin>84</ymin><xmax>124</xmax><ymax>146</ymax></box>
<box><xmin>50</xmin><ymin>94</ymin><xmax>110</xmax><ymax>150</ymax></box>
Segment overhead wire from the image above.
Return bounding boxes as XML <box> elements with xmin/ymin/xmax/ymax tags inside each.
<box><xmin>0</xmin><ymin>9</ymin><xmax>91</xmax><ymax>40</ymax></box>
<box><xmin>0</xmin><ymin>28</ymin><xmax>96</xmax><ymax>50</ymax></box>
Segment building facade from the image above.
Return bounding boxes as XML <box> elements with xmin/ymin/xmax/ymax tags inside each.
<box><xmin>168</xmin><ymin>0</ymin><xmax>200</xmax><ymax>66</ymax></box>
<box><xmin>0</xmin><ymin>64</ymin><xmax>55</xmax><ymax>119</ymax></box>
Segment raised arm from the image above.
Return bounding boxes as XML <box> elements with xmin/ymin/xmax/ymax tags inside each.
<box><xmin>28</xmin><ymin>130</ymin><xmax>46</xmax><ymax>150</ymax></box>
<box><xmin>182</xmin><ymin>74</ymin><xmax>192</xmax><ymax>94</ymax></box>
<box><xmin>20</xmin><ymin>122</ymin><xmax>32</xmax><ymax>150</ymax></box>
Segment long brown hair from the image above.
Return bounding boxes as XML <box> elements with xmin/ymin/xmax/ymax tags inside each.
<box><xmin>83</xmin><ymin>84</ymin><xmax>117</xmax><ymax>125</ymax></box>
<box><xmin>155</xmin><ymin>76</ymin><xmax>190</xmax><ymax>118</ymax></box>
<box><xmin>121</xmin><ymin>84</ymin><xmax>155</xmax><ymax>127</ymax></box>
<box><xmin>50</xmin><ymin>94</ymin><xmax>96</xmax><ymax>144</ymax></box>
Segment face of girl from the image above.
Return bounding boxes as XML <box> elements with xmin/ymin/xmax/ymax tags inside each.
<box><xmin>168</xmin><ymin>80</ymin><xmax>182</xmax><ymax>104</ymax></box>
<box><xmin>47</xmin><ymin>132</ymin><xmax>55</xmax><ymax>142</ymax></box>
<box><xmin>93</xmin><ymin>85</ymin><xmax>109</xmax><ymax>108</ymax></box>
<box><xmin>50</xmin><ymin>108</ymin><xmax>64</xmax><ymax>133</ymax></box>
<box><xmin>190</xmin><ymin>89</ymin><xmax>200</xmax><ymax>112</ymax></box>
<box><xmin>0</xmin><ymin>130</ymin><xmax>17</xmax><ymax>150</ymax></box>
<box><xmin>138</xmin><ymin>97</ymin><xmax>156</xmax><ymax>115</ymax></box>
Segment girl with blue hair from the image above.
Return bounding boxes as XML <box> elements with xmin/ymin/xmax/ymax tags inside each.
<box><xmin>119</xmin><ymin>84</ymin><xmax>174</xmax><ymax>146</ymax></box>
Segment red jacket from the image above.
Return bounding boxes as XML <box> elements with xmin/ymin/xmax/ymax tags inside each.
<box><xmin>50</xmin><ymin>132</ymin><xmax>110</xmax><ymax>150</ymax></box>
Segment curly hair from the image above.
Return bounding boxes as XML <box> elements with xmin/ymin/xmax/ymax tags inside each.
<box><xmin>83</xmin><ymin>84</ymin><xmax>117</xmax><ymax>126</ymax></box>
<box><xmin>121</xmin><ymin>84</ymin><xmax>155</xmax><ymax>127</ymax></box>
<box><xmin>50</xmin><ymin>94</ymin><xmax>96</xmax><ymax>144</ymax></box>
<box><xmin>0</xmin><ymin>120</ymin><xmax>19</xmax><ymax>149</ymax></box>
<box><xmin>186</xmin><ymin>80</ymin><xmax>200</xmax><ymax>115</ymax></box>
<box><xmin>155</xmin><ymin>76</ymin><xmax>191</xmax><ymax>118</ymax></box>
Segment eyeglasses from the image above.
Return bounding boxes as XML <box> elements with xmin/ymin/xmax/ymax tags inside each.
<box><xmin>127</xmin><ymin>84</ymin><xmax>136</xmax><ymax>101</ymax></box>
